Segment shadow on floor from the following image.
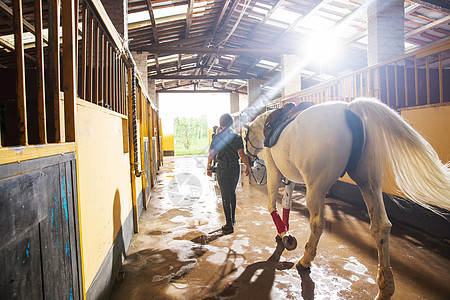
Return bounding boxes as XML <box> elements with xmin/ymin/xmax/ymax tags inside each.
<box><xmin>110</xmin><ymin>228</ymin><xmax>233</xmax><ymax>299</ymax></box>
<box><xmin>201</xmin><ymin>239</ymin><xmax>316</xmax><ymax>300</ymax></box>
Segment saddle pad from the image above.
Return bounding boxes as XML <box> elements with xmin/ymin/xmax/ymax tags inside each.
<box><xmin>264</xmin><ymin>101</ymin><xmax>315</xmax><ymax>148</ymax></box>
<box><xmin>264</xmin><ymin>117</ymin><xmax>296</xmax><ymax>148</ymax></box>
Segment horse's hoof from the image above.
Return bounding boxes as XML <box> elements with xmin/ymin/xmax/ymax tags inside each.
<box><xmin>275</xmin><ymin>235</ymin><xmax>282</xmax><ymax>243</ymax></box>
<box><xmin>299</xmin><ymin>256</ymin><xmax>312</xmax><ymax>269</ymax></box>
<box><xmin>295</xmin><ymin>262</ymin><xmax>310</xmax><ymax>271</ymax></box>
<box><xmin>282</xmin><ymin>235</ymin><xmax>297</xmax><ymax>251</ymax></box>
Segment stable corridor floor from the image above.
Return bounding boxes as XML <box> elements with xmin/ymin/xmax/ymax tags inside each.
<box><xmin>110</xmin><ymin>156</ymin><xmax>450</xmax><ymax>300</ymax></box>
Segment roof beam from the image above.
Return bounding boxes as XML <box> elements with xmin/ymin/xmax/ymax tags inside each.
<box><xmin>138</xmin><ymin>45</ymin><xmax>295</xmax><ymax>55</ymax></box>
<box><xmin>185</xmin><ymin>0</ymin><xmax>194</xmax><ymax>38</ymax></box>
<box><xmin>405</xmin><ymin>15</ymin><xmax>450</xmax><ymax>38</ymax></box>
<box><xmin>150</xmin><ymin>74</ymin><xmax>252</xmax><ymax>80</ymax></box>
<box><xmin>145</xmin><ymin>0</ymin><xmax>160</xmax><ymax>73</ymax></box>
<box><xmin>145</xmin><ymin>0</ymin><xmax>159</xmax><ymax>43</ymax></box>
<box><xmin>0</xmin><ymin>0</ymin><xmax>48</xmax><ymax>45</ymax></box>
<box><xmin>212</xmin><ymin>0</ymin><xmax>232</xmax><ymax>33</ymax></box>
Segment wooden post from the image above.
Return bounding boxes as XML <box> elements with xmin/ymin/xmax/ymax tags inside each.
<box><xmin>81</xmin><ymin>5</ymin><xmax>88</xmax><ymax>100</ymax></box>
<box><xmin>49</xmin><ymin>0</ymin><xmax>62</xmax><ymax>142</ymax></box>
<box><xmin>404</xmin><ymin>59</ymin><xmax>409</xmax><ymax>107</ymax></box>
<box><xmin>394</xmin><ymin>62</ymin><xmax>398</xmax><ymax>107</ymax></box>
<box><xmin>35</xmin><ymin>0</ymin><xmax>47</xmax><ymax>144</ymax></box>
<box><xmin>414</xmin><ymin>57</ymin><xmax>419</xmax><ymax>106</ymax></box>
<box><xmin>62</xmin><ymin>0</ymin><xmax>77</xmax><ymax>142</ymax></box>
<box><xmin>13</xmin><ymin>0</ymin><xmax>27</xmax><ymax>145</ymax></box>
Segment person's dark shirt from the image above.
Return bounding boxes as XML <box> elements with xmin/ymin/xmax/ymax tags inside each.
<box><xmin>210</xmin><ymin>128</ymin><xmax>244</xmax><ymax>163</ymax></box>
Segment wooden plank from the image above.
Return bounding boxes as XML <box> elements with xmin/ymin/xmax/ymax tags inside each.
<box><xmin>122</xmin><ymin>63</ymin><xmax>126</xmax><ymax>113</ymax></box>
<box><xmin>81</xmin><ymin>4</ymin><xmax>88</xmax><ymax>100</ymax></box>
<box><xmin>415</xmin><ymin>57</ymin><xmax>419</xmax><ymax>105</ymax></box>
<box><xmin>404</xmin><ymin>60</ymin><xmax>409</xmax><ymax>106</ymax></box>
<box><xmin>70</xmin><ymin>159</ymin><xmax>84</xmax><ymax>298</ymax></box>
<box><xmin>104</xmin><ymin>40</ymin><xmax>109</xmax><ymax>108</ymax></box>
<box><xmin>49</xmin><ymin>0</ymin><xmax>62</xmax><ymax>142</ymax></box>
<box><xmin>93</xmin><ymin>22</ymin><xmax>99</xmax><ymax>105</ymax></box>
<box><xmin>109</xmin><ymin>45</ymin><xmax>114</xmax><ymax>111</ymax></box>
<box><xmin>35</xmin><ymin>0</ymin><xmax>47</xmax><ymax>144</ymax></box>
<box><xmin>64</xmin><ymin>161</ymin><xmax>80</xmax><ymax>300</ymax></box>
<box><xmin>87</xmin><ymin>12</ymin><xmax>93</xmax><ymax>102</ymax></box>
<box><xmin>185</xmin><ymin>0</ymin><xmax>194</xmax><ymax>38</ymax></box>
<box><xmin>58</xmin><ymin>162</ymin><xmax>73</xmax><ymax>299</ymax></box>
<box><xmin>62</xmin><ymin>0</ymin><xmax>77</xmax><ymax>142</ymax></box>
<box><xmin>88</xmin><ymin>0</ymin><xmax>124</xmax><ymax>52</ymax></box>
<box><xmin>39</xmin><ymin>165</ymin><xmax>66</xmax><ymax>299</ymax></box>
<box><xmin>0</xmin><ymin>143</ymin><xmax>76</xmax><ymax>165</ymax></box>
<box><xmin>13</xmin><ymin>0</ymin><xmax>28</xmax><ymax>145</ymax></box>
<box><xmin>140</xmin><ymin>45</ymin><xmax>296</xmax><ymax>55</ymax></box>
<box><xmin>112</xmin><ymin>50</ymin><xmax>117</xmax><ymax>112</ymax></box>
<box><xmin>99</xmin><ymin>30</ymin><xmax>104</xmax><ymax>105</ymax></box>
<box><xmin>1</xmin><ymin>228</ymin><xmax>43</xmax><ymax>299</ymax></box>
<box><xmin>118</xmin><ymin>59</ymin><xmax>122</xmax><ymax>113</ymax></box>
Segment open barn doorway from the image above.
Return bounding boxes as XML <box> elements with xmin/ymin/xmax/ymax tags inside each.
<box><xmin>160</xmin><ymin>93</ymin><xmax>230</xmax><ymax>156</ymax></box>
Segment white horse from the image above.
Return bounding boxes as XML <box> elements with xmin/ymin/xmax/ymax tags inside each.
<box><xmin>244</xmin><ymin>98</ymin><xmax>450</xmax><ymax>299</ymax></box>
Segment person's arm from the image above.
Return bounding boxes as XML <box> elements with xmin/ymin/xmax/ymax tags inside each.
<box><xmin>207</xmin><ymin>149</ymin><xmax>216</xmax><ymax>177</ymax></box>
<box><xmin>238</xmin><ymin>148</ymin><xmax>251</xmax><ymax>176</ymax></box>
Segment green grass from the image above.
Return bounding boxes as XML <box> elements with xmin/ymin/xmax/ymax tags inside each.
<box><xmin>175</xmin><ymin>136</ymin><xmax>209</xmax><ymax>156</ymax></box>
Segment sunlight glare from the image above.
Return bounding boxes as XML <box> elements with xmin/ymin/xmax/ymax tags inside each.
<box><xmin>305</xmin><ymin>32</ymin><xmax>340</xmax><ymax>63</ymax></box>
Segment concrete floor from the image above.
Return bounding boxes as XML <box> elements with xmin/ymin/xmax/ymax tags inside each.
<box><xmin>110</xmin><ymin>156</ymin><xmax>450</xmax><ymax>300</ymax></box>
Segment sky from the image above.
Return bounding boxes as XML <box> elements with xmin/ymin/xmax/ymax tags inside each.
<box><xmin>159</xmin><ymin>93</ymin><xmax>230</xmax><ymax>135</ymax></box>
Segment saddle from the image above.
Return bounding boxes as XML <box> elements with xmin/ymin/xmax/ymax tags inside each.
<box><xmin>263</xmin><ymin>101</ymin><xmax>315</xmax><ymax>148</ymax></box>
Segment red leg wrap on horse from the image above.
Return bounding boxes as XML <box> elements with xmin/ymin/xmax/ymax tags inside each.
<box><xmin>271</xmin><ymin>211</ymin><xmax>287</xmax><ymax>234</ymax></box>
<box><xmin>282</xmin><ymin>208</ymin><xmax>290</xmax><ymax>231</ymax></box>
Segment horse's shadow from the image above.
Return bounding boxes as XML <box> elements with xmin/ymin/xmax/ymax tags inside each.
<box><xmin>190</xmin><ymin>228</ymin><xmax>230</xmax><ymax>245</ymax></box>
<box><xmin>203</xmin><ymin>239</ymin><xmax>315</xmax><ymax>300</ymax></box>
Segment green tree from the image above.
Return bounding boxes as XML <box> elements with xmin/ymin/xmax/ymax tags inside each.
<box><xmin>174</xmin><ymin>115</ymin><xmax>208</xmax><ymax>155</ymax></box>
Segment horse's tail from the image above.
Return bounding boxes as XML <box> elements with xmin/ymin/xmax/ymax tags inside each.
<box><xmin>347</xmin><ymin>98</ymin><xmax>450</xmax><ymax>214</ymax></box>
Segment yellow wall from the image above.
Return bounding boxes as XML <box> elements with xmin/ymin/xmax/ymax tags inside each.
<box><xmin>400</xmin><ymin>104</ymin><xmax>450</xmax><ymax>163</ymax></box>
<box><xmin>339</xmin><ymin>104</ymin><xmax>450</xmax><ymax>195</ymax></box>
<box><xmin>163</xmin><ymin>133</ymin><xmax>174</xmax><ymax>153</ymax></box>
<box><xmin>76</xmin><ymin>100</ymin><xmax>133</xmax><ymax>290</ymax></box>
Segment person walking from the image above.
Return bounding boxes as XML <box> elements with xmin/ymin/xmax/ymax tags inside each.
<box><xmin>207</xmin><ymin>113</ymin><xmax>251</xmax><ymax>234</ymax></box>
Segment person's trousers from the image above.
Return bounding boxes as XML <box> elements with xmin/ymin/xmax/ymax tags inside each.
<box><xmin>217</xmin><ymin>161</ymin><xmax>240</xmax><ymax>227</ymax></box>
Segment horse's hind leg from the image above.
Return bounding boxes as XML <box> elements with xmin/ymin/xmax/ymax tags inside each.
<box><xmin>297</xmin><ymin>187</ymin><xmax>326</xmax><ymax>269</ymax></box>
<box><xmin>281</xmin><ymin>182</ymin><xmax>295</xmax><ymax>231</ymax></box>
<box><xmin>356</xmin><ymin>182</ymin><xmax>395</xmax><ymax>299</ymax></box>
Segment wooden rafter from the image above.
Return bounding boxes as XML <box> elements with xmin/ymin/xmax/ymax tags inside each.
<box><xmin>150</xmin><ymin>74</ymin><xmax>252</xmax><ymax>80</ymax></box>
<box><xmin>185</xmin><ymin>0</ymin><xmax>194</xmax><ymax>38</ymax></box>
<box><xmin>0</xmin><ymin>0</ymin><xmax>48</xmax><ymax>45</ymax></box>
<box><xmin>138</xmin><ymin>45</ymin><xmax>296</xmax><ymax>55</ymax></box>
<box><xmin>212</xmin><ymin>0</ymin><xmax>232</xmax><ymax>33</ymax></box>
<box><xmin>145</xmin><ymin>0</ymin><xmax>161</xmax><ymax>73</ymax></box>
